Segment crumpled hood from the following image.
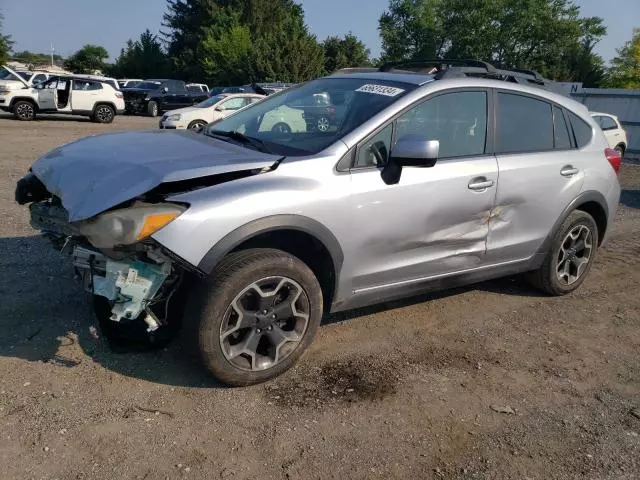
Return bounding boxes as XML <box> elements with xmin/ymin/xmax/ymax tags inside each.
<box><xmin>0</xmin><ymin>80</ymin><xmax>28</xmax><ymax>90</ymax></box>
<box><xmin>31</xmin><ymin>130</ymin><xmax>281</xmax><ymax>222</ymax></box>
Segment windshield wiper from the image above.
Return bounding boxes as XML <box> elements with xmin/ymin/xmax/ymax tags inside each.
<box><xmin>207</xmin><ymin>130</ymin><xmax>271</xmax><ymax>154</ymax></box>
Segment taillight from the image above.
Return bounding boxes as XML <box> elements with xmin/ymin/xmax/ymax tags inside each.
<box><xmin>605</xmin><ymin>148</ymin><xmax>622</xmax><ymax>175</ymax></box>
<box><xmin>327</xmin><ymin>106</ymin><xmax>336</xmax><ymax>114</ymax></box>
<box><xmin>115</xmin><ymin>92</ymin><xmax>123</xmax><ymax>99</ymax></box>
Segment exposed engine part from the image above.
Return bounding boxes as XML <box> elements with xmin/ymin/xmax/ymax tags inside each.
<box><xmin>143</xmin><ymin>309</ymin><xmax>161</xmax><ymax>333</ymax></box>
<box><xmin>72</xmin><ymin>245</ymin><xmax>172</xmax><ymax>323</ymax></box>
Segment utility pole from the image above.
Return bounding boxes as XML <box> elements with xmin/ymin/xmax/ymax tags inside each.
<box><xmin>50</xmin><ymin>43</ymin><xmax>55</xmax><ymax>67</ymax></box>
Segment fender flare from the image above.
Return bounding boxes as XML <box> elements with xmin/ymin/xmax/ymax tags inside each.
<box><xmin>197</xmin><ymin>214</ymin><xmax>344</xmax><ymax>278</ymax></box>
<box><xmin>536</xmin><ymin>190</ymin><xmax>609</xmax><ymax>256</ymax></box>
<box><xmin>10</xmin><ymin>96</ymin><xmax>39</xmax><ymax>111</ymax></box>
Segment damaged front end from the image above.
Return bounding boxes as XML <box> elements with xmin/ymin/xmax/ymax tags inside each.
<box><xmin>20</xmin><ymin>173</ymin><xmax>187</xmax><ymax>333</ymax></box>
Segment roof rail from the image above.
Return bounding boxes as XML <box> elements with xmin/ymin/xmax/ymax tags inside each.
<box><xmin>332</xmin><ymin>67</ymin><xmax>381</xmax><ymax>75</ymax></box>
<box><xmin>380</xmin><ymin>59</ymin><xmax>497</xmax><ymax>74</ymax></box>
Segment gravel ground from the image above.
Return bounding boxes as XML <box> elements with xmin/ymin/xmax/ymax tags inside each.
<box><xmin>0</xmin><ymin>113</ymin><xmax>639</xmax><ymax>480</ymax></box>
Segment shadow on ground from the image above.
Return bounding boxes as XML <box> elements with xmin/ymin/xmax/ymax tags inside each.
<box><xmin>0</xmin><ymin>234</ymin><xmax>545</xmax><ymax>388</ymax></box>
<box><xmin>620</xmin><ymin>189</ymin><xmax>640</xmax><ymax>209</ymax></box>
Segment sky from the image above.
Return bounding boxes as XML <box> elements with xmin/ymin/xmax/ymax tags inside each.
<box><xmin>2</xmin><ymin>0</ymin><xmax>638</xmax><ymax>64</ymax></box>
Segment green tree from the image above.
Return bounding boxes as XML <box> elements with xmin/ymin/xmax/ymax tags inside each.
<box><xmin>322</xmin><ymin>33</ymin><xmax>371</xmax><ymax>73</ymax></box>
<box><xmin>0</xmin><ymin>12</ymin><xmax>13</xmax><ymax>65</ymax></box>
<box><xmin>378</xmin><ymin>0</ymin><xmax>607</xmax><ymax>82</ymax></box>
<box><xmin>65</xmin><ymin>44</ymin><xmax>109</xmax><ymax>74</ymax></box>
<box><xmin>199</xmin><ymin>24</ymin><xmax>253</xmax><ymax>84</ymax></box>
<box><xmin>109</xmin><ymin>30</ymin><xmax>170</xmax><ymax>78</ymax></box>
<box><xmin>163</xmin><ymin>0</ymin><xmax>325</xmax><ymax>84</ymax></box>
<box><xmin>379</xmin><ymin>0</ymin><xmax>446</xmax><ymax>62</ymax></box>
<box><xmin>606</xmin><ymin>28</ymin><xmax>640</xmax><ymax>89</ymax></box>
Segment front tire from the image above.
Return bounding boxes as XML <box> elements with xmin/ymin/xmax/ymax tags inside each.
<box><xmin>147</xmin><ymin>101</ymin><xmax>159</xmax><ymax>117</ymax></box>
<box><xmin>187</xmin><ymin>119</ymin><xmax>207</xmax><ymax>132</ymax></box>
<box><xmin>187</xmin><ymin>249</ymin><xmax>323</xmax><ymax>386</ymax></box>
<box><xmin>528</xmin><ymin>210</ymin><xmax>599</xmax><ymax>295</ymax></box>
<box><xmin>13</xmin><ymin>100</ymin><xmax>36</xmax><ymax>121</ymax></box>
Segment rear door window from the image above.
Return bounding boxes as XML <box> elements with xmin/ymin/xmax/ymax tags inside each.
<box><xmin>73</xmin><ymin>80</ymin><xmax>102</xmax><ymax>91</ymax></box>
<box><xmin>553</xmin><ymin>106</ymin><xmax>572</xmax><ymax>150</ymax></box>
<box><xmin>496</xmin><ymin>92</ymin><xmax>553</xmax><ymax>154</ymax></box>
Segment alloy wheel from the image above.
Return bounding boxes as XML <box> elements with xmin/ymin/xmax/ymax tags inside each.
<box><xmin>556</xmin><ymin>224</ymin><xmax>593</xmax><ymax>285</ymax></box>
<box><xmin>190</xmin><ymin>121</ymin><xmax>206</xmax><ymax>132</ymax></box>
<box><xmin>219</xmin><ymin>276</ymin><xmax>310</xmax><ymax>371</ymax></box>
<box><xmin>16</xmin><ymin>103</ymin><xmax>34</xmax><ymax>120</ymax></box>
<box><xmin>96</xmin><ymin>106</ymin><xmax>113</xmax><ymax>122</ymax></box>
<box><xmin>317</xmin><ymin>116</ymin><xmax>330</xmax><ymax>132</ymax></box>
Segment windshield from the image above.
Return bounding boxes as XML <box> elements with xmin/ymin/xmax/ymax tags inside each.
<box><xmin>136</xmin><ymin>81</ymin><xmax>161</xmax><ymax>89</ymax></box>
<box><xmin>0</xmin><ymin>68</ymin><xmax>23</xmax><ymax>81</ymax></box>
<box><xmin>196</xmin><ymin>95</ymin><xmax>226</xmax><ymax>108</ymax></box>
<box><xmin>206</xmin><ymin>77</ymin><xmax>415</xmax><ymax>155</ymax></box>
<box><xmin>17</xmin><ymin>72</ymin><xmax>31</xmax><ymax>80</ymax></box>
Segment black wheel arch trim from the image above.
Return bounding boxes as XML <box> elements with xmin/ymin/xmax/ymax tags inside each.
<box><xmin>10</xmin><ymin>97</ymin><xmax>39</xmax><ymax>111</ymax></box>
<box><xmin>197</xmin><ymin>214</ymin><xmax>344</xmax><ymax>287</ymax></box>
<box><xmin>92</xmin><ymin>102</ymin><xmax>117</xmax><ymax>114</ymax></box>
<box><xmin>536</xmin><ymin>190</ymin><xmax>609</xmax><ymax>257</ymax></box>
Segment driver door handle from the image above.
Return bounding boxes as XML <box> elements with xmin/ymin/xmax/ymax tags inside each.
<box><xmin>468</xmin><ymin>178</ymin><xmax>495</xmax><ymax>191</ymax></box>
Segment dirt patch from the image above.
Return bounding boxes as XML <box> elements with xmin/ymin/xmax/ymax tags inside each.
<box><xmin>267</xmin><ymin>357</ymin><xmax>399</xmax><ymax>407</ymax></box>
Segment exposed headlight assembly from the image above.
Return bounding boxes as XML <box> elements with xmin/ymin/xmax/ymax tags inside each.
<box><xmin>166</xmin><ymin>113</ymin><xmax>181</xmax><ymax>121</ymax></box>
<box><xmin>75</xmin><ymin>203</ymin><xmax>186</xmax><ymax>248</ymax></box>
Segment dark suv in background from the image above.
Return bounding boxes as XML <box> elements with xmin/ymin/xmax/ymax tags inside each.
<box><xmin>123</xmin><ymin>79</ymin><xmax>208</xmax><ymax>117</ymax></box>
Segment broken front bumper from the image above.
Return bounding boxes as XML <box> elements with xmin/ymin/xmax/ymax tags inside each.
<box><xmin>72</xmin><ymin>245</ymin><xmax>171</xmax><ymax>326</ymax></box>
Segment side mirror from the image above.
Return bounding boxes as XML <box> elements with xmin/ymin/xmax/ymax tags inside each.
<box><xmin>382</xmin><ymin>137</ymin><xmax>439</xmax><ymax>186</ymax></box>
<box><xmin>390</xmin><ymin>136</ymin><xmax>439</xmax><ymax>167</ymax></box>
<box><xmin>215</xmin><ymin>105</ymin><xmax>225</xmax><ymax>112</ymax></box>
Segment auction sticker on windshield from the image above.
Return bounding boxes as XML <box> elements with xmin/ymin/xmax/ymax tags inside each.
<box><xmin>355</xmin><ymin>84</ymin><xmax>405</xmax><ymax>97</ymax></box>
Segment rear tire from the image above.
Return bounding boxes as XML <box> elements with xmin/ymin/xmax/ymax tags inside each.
<box><xmin>147</xmin><ymin>101</ymin><xmax>159</xmax><ymax>117</ymax></box>
<box><xmin>13</xmin><ymin>100</ymin><xmax>36</xmax><ymax>121</ymax></box>
<box><xmin>528</xmin><ymin>210</ymin><xmax>598</xmax><ymax>295</ymax></box>
<box><xmin>185</xmin><ymin>248</ymin><xmax>323</xmax><ymax>386</ymax></box>
<box><xmin>92</xmin><ymin>104</ymin><xmax>115</xmax><ymax>124</ymax></box>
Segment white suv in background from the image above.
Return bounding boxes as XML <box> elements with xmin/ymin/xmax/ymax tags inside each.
<box><xmin>159</xmin><ymin>93</ymin><xmax>263</xmax><ymax>131</ymax></box>
<box><xmin>591</xmin><ymin>112</ymin><xmax>628</xmax><ymax>156</ymax></box>
<box><xmin>3</xmin><ymin>73</ymin><xmax>125</xmax><ymax>123</ymax></box>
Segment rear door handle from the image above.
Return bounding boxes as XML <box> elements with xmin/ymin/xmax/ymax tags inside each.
<box><xmin>468</xmin><ymin>178</ymin><xmax>495</xmax><ymax>191</ymax></box>
<box><xmin>560</xmin><ymin>165</ymin><xmax>579</xmax><ymax>177</ymax></box>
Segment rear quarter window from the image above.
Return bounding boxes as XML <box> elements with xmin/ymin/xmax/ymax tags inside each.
<box><xmin>496</xmin><ymin>92</ymin><xmax>554</xmax><ymax>154</ymax></box>
<box><xmin>553</xmin><ymin>106</ymin><xmax>572</xmax><ymax>150</ymax></box>
<box><xmin>567</xmin><ymin>111</ymin><xmax>593</xmax><ymax>148</ymax></box>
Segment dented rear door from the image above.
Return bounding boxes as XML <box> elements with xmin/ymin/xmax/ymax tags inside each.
<box><xmin>348</xmin><ymin>89</ymin><xmax>498</xmax><ymax>292</ymax></box>
<box><xmin>486</xmin><ymin>91</ymin><xmax>585</xmax><ymax>263</ymax></box>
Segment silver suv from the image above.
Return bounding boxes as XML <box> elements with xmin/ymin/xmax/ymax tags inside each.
<box><xmin>16</xmin><ymin>61</ymin><xmax>622</xmax><ymax>386</ymax></box>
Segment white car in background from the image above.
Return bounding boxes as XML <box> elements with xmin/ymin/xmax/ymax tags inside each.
<box><xmin>591</xmin><ymin>112</ymin><xmax>628</xmax><ymax>156</ymax></box>
<box><xmin>158</xmin><ymin>93</ymin><xmax>264</xmax><ymax>131</ymax></box>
